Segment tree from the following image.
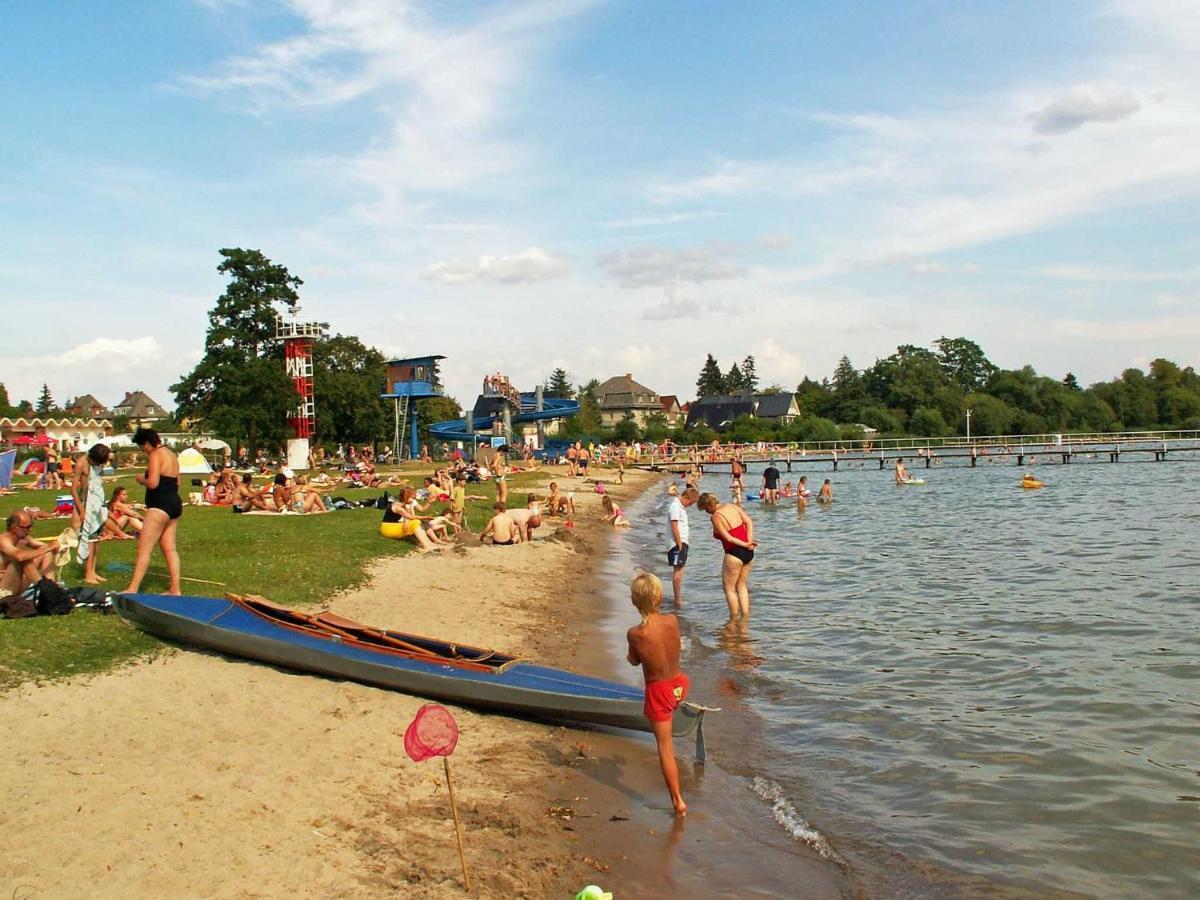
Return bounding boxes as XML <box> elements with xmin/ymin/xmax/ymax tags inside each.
<box><xmin>795</xmin><ymin>376</ymin><xmax>833</xmax><ymax>419</ymax></box>
<box><xmin>909</xmin><ymin>406</ymin><xmax>950</xmax><ymax>436</ymax></box>
<box><xmin>544</xmin><ymin>368</ymin><xmax>575</xmax><ymax>399</ymax></box>
<box><xmin>575</xmin><ymin>378</ymin><xmax>602</xmax><ymax>433</ymax></box>
<box><xmin>740</xmin><ymin>355</ymin><xmax>759</xmax><ymax>392</ymax></box>
<box><xmin>1063</xmin><ymin>372</ymin><xmax>1080</xmax><ymax>391</ymax></box>
<box><xmin>36</xmin><ymin>384</ymin><xmax>55</xmax><ymax>416</ymax></box>
<box><xmin>417</xmin><ymin>396</ymin><xmax>464</xmax><ymax>447</ymax></box>
<box><xmin>172</xmin><ymin>248</ymin><xmax>305</xmax><ymax>450</ymax></box>
<box><xmin>829</xmin><ymin>356</ymin><xmax>867</xmax><ymax>422</ymax></box>
<box><xmin>613</xmin><ymin>411</ymin><xmax>640</xmax><ymax>442</ymax></box>
<box><xmin>725</xmin><ymin>362</ymin><xmax>745</xmax><ymax>394</ymax></box>
<box><xmin>314</xmin><ymin>334</ymin><xmax>389</xmax><ymax>446</ymax></box>
<box><xmin>935</xmin><ymin>337</ymin><xmax>997</xmax><ymax>393</ymax></box>
<box><xmin>696</xmin><ymin>354</ymin><xmax>725</xmax><ymax>398</ymax></box>
<box><xmin>642</xmin><ymin>411</ymin><xmax>670</xmax><ymax>441</ymax></box>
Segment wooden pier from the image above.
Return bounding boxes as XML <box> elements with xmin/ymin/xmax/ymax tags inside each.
<box><xmin>629</xmin><ymin>431</ymin><xmax>1200</xmax><ymax>474</ymax></box>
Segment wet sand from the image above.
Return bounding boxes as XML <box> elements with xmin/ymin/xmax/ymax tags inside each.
<box><xmin>0</xmin><ymin>468</ymin><xmax>848</xmax><ymax>898</ymax></box>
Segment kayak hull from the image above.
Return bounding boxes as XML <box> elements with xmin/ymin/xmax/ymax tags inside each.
<box><xmin>114</xmin><ymin>593</ymin><xmax>705</xmax><ymax>738</ymax></box>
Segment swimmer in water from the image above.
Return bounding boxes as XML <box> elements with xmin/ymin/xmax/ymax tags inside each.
<box><xmin>818</xmin><ymin>479</ymin><xmax>833</xmax><ymax>503</ymax></box>
<box><xmin>895</xmin><ymin>457</ymin><xmax>908</xmax><ymax>484</ymax></box>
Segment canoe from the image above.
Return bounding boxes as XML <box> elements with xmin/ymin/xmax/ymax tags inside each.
<box><xmin>114</xmin><ymin>593</ymin><xmax>711</xmax><ymax>746</ymax></box>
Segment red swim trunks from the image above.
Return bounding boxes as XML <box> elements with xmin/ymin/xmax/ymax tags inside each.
<box><xmin>643</xmin><ymin>673</ymin><xmax>690</xmax><ymax>723</ymax></box>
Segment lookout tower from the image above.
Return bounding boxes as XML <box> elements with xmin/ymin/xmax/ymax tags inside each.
<box><xmin>381</xmin><ymin>355</ymin><xmax>445</xmax><ymax>460</ymax></box>
<box><xmin>277</xmin><ymin>309</ymin><xmax>328</xmax><ymax>468</ymax></box>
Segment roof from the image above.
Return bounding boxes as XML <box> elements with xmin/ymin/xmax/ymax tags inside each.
<box><xmin>66</xmin><ymin>394</ymin><xmax>107</xmax><ymax>412</ymax></box>
<box><xmin>596</xmin><ymin>373</ymin><xmax>660</xmax><ymax>409</ymax></box>
<box><xmin>685</xmin><ymin>394</ymin><xmax>757</xmax><ymax>430</ymax></box>
<box><xmin>113</xmin><ymin>390</ymin><xmax>166</xmax><ymax>418</ymax></box>
<box><xmin>386</xmin><ymin>355</ymin><xmax>445</xmax><ymax>365</ymax></box>
<box><xmin>753</xmin><ymin>392</ymin><xmax>798</xmax><ymax>418</ymax></box>
<box><xmin>0</xmin><ymin>416</ymin><xmax>112</xmax><ymax>430</ymax></box>
<box><xmin>660</xmin><ymin>394</ymin><xmax>681</xmax><ymax>413</ymax></box>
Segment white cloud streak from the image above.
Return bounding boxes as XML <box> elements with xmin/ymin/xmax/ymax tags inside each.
<box><xmin>421</xmin><ymin>246</ymin><xmax>569</xmax><ymax>285</ymax></box>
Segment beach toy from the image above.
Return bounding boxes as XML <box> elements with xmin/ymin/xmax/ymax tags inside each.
<box><xmin>575</xmin><ymin>886</ymin><xmax>613</xmax><ymax>900</ymax></box>
<box><xmin>1021</xmin><ymin>476</ymin><xmax>1045</xmax><ymax>489</ymax></box>
<box><xmin>404</xmin><ymin>704</ymin><xmax>470</xmax><ymax>891</ymax></box>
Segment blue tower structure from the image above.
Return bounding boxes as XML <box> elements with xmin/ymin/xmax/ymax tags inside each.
<box><xmin>381</xmin><ymin>355</ymin><xmax>445</xmax><ymax>461</ymax></box>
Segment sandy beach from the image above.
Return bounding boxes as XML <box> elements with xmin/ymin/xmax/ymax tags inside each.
<box><xmin>0</xmin><ymin>468</ymin><xmax>847</xmax><ymax>898</ymax></box>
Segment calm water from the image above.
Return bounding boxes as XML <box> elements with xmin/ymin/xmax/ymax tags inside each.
<box><xmin>616</xmin><ymin>459</ymin><xmax>1199</xmax><ymax>897</ymax></box>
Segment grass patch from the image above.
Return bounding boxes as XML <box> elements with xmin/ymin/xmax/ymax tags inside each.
<box><xmin>0</xmin><ymin>467</ymin><xmax>553</xmax><ymax>690</ymax></box>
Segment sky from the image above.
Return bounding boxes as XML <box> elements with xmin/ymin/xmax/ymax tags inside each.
<box><xmin>3</xmin><ymin>0</ymin><xmax>1199</xmax><ymax>415</ymax></box>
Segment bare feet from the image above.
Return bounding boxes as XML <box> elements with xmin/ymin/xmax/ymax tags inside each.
<box><xmin>83</xmin><ymin>575</ymin><xmax>107</xmax><ymax>585</ymax></box>
<box><xmin>674</xmin><ymin>799</ymin><xmax>688</xmax><ymax>817</ymax></box>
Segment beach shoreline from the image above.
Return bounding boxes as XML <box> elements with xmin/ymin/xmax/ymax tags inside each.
<box><xmin>0</xmin><ymin>468</ymin><xmax>709</xmax><ymax>898</ymax></box>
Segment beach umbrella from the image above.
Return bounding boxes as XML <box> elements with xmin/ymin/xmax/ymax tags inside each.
<box><xmin>11</xmin><ymin>435</ymin><xmax>34</xmax><ymax>445</ymax></box>
<box><xmin>195</xmin><ymin>438</ymin><xmax>231</xmax><ymax>451</ymax></box>
<box><xmin>29</xmin><ymin>434</ymin><xmax>54</xmax><ymax>446</ymax></box>
<box><xmin>403</xmin><ymin>704</ymin><xmax>470</xmax><ymax>891</ymax></box>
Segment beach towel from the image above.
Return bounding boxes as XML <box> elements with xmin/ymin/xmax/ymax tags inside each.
<box><xmin>0</xmin><ymin>450</ymin><xmax>15</xmax><ymax>489</ymax></box>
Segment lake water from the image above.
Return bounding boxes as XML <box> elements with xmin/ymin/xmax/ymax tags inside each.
<box><xmin>611</xmin><ymin>458</ymin><xmax>1198</xmax><ymax>897</ymax></box>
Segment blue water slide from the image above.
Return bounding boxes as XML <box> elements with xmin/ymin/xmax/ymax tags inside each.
<box><xmin>428</xmin><ymin>393</ymin><xmax>579</xmax><ymax>443</ymax></box>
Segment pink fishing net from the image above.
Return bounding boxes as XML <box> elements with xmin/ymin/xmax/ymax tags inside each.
<box><xmin>404</xmin><ymin>703</ymin><xmax>459</xmax><ymax>762</ymax></box>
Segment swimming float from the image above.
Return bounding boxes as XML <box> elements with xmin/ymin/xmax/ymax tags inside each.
<box><xmin>899</xmin><ymin>477</ymin><xmax>925</xmax><ymax>485</ymax></box>
<box><xmin>1021</xmin><ymin>477</ymin><xmax>1045</xmax><ymax>489</ymax></box>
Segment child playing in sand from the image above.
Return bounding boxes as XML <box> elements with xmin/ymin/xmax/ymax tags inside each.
<box><xmin>481</xmin><ymin>501</ymin><xmax>520</xmax><ymax>545</ymax></box>
<box><xmin>601</xmin><ymin>494</ymin><xmax>630</xmax><ymax>527</ymax></box>
<box><xmin>425</xmin><ymin>507</ymin><xmax>463</xmax><ymax>544</ymax></box>
<box><xmin>626</xmin><ymin>572</ymin><xmax>688</xmax><ymax>817</ymax></box>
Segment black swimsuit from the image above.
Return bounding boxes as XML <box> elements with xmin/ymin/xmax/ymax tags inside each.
<box><xmin>146</xmin><ymin>473</ymin><xmax>183</xmax><ymax>520</ymax></box>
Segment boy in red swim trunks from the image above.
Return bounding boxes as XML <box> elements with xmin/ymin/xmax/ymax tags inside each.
<box><xmin>626</xmin><ymin>572</ymin><xmax>689</xmax><ymax>816</ymax></box>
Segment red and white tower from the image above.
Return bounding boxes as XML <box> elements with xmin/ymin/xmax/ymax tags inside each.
<box><xmin>277</xmin><ymin>309</ymin><xmax>327</xmax><ymax>466</ymax></box>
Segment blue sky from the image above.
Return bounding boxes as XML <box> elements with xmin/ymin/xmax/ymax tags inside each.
<box><xmin>3</xmin><ymin>0</ymin><xmax>1198</xmax><ymax>413</ymax></box>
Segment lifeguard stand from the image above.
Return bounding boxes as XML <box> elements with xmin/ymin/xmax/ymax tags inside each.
<box><xmin>277</xmin><ymin>309</ymin><xmax>328</xmax><ymax>470</ymax></box>
<box><xmin>381</xmin><ymin>355</ymin><xmax>445</xmax><ymax>460</ymax></box>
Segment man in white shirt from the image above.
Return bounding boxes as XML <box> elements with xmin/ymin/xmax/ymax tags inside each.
<box><xmin>666</xmin><ymin>487</ymin><xmax>699</xmax><ymax>607</ymax></box>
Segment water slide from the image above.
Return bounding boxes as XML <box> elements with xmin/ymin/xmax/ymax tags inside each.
<box><xmin>428</xmin><ymin>393</ymin><xmax>579</xmax><ymax>443</ymax></box>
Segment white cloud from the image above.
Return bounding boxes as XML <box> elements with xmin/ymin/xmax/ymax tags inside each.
<box><xmin>1038</xmin><ymin>264</ymin><xmax>1200</xmax><ymax>282</ymax></box>
<box><xmin>421</xmin><ymin>247</ymin><xmax>569</xmax><ymax>285</ymax></box>
<box><xmin>910</xmin><ymin>260</ymin><xmax>982</xmax><ymax>275</ymax></box>
<box><xmin>1053</xmin><ymin>310</ymin><xmax>1200</xmax><ymax>341</ymax></box>
<box><xmin>600</xmin><ymin>211</ymin><xmax>721</xmax><ymax>229</ymax></box>
<box><xmin>641</xmin><ymin>294</ymin><xmax>703</xmax><ymax>321</ymax></box>
<box><xmin>1028</xmin><ymin>85</ymin><xmax>1141</xmax><ymax>134</ymax></box>
<box><xmin>758</xmin><ymin>234</ymin><xmax>794</xmax><ymax>251</ymax></box>
<box><xmin>749</xmin><ymin>338</ymin><xmax>807</xmax><ymax>386</ymax></box>
<box><xmin>5</xmin><ymin>337</ymin><xmax>167</xmax><ymax>411</ymax></box>
<box><xmin>596</xmin><ymin>243</ymin><xmax>743</xmax><ymax>289</ymax></box>
<box><xmin>180</xmin><ymin>0</ymin><xmax>601</xmax><ymax>217</ymax></box>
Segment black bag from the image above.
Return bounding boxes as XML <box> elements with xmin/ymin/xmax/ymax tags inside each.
<box><xmin>34</xmin><ymin>578</ymin><xmax>74</xmax><ymax>616</ymax></box>
<box><xmin>66</xmin><ymin>585</ymin><xmax>112</xmax><ymax>611</ymax></box>
<box><xmin>0</xmin><ymin>593</ymin><xmax>37</xmax><ymax>619</ymax></box>
<box><xmin>374</xmin><ymin>491</ymin><xmax>390</xmax><ymax>511</ymax></box>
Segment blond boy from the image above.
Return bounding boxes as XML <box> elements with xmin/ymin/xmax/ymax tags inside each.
<box><xmin>626</xmin><ymin>572</ymin><xmax>689</xmax><ymax>816</ymax></box>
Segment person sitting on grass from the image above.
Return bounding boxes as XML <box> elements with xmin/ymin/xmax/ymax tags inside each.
<box><xmin>289</xmin><ymin>476</ymin><xmax>330</xmax><ymax>514</ymax></box>
<box><xmin>235</xmin><ymin>473</ymin><xmax>271</xmax><ymax>512</ymax></box>
<box><xmin>480</xmin><ymin>501</ymin><xmax>520</xmax><ymax>545</ymax></box>
<box><xmin>625</xmin><ymin>572</ymin><xmax>689</xmax><ymax>817</ymax></box>
<box><xmin>0</xmin><ymin>510</ymin><xmax>58</xmax><ymax>596</ymax></box>
<box><xmin>601</xmin><ymin>494</ymin><xmax>631</xmax><ymax>527</ymax></box>
<box><xmin>507</xmin><ymin>495</ymin><xmax>543</xmax><ymax>542</ymax></box>
<box><xmin>104</xmin><ymin>485</ymin><xmax>143</xmax><ymax>538</ymax></box>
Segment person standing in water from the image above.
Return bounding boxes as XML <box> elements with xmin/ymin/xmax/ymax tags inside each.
<box><xmin>123</xmin><ymin>427</ymin><xmax>183</xmax><ymax>595</ymax></box>
<box><xmin>698</xmin><ymin>492</ymin><xmax>756</xmax><ymax>621</ymax></box>
<box><xmin>894</xmin><ymin>457</ymin><xmax>909</xmax><ymax>484</ymax></box>
<box><xmin>761</xmin><ymin>462</ymin><xmax>781</xmax><ymax>504</ymax></box>
<box><xmin>818</xmin><ymin>479</ymin><xmax>834</xmax><ymax>503</ymax></box>
<box><xmin>666</xmin><ymin>486</ymin><xmax>698</xmax><ymax>607</ymax></box>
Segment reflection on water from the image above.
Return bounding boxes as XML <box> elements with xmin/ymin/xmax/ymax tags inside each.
<box><xmin>623</xmin><ymin>460</ymin><xmax>1200</xmax><ymax>897</ymax></box>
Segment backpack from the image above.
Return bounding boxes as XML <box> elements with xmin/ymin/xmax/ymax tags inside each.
<box><xmin>34</xmin><ymin>578</ymin><xmax>75</xmax><ymax>616</ymax></box>
<box><xmin>0</xmin><ymin>593</ymin><xmax>37</xmax><ymax>619</ymax></box>
<box><xmin>374</xmin><ymin>491</ymin><xmax>390</xmax><ymax>511</ymax></box>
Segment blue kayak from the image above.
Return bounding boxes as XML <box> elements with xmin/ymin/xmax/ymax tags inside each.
<box><xmin>114</xmin><ymin>593</ymin><xmax>709</xmax><ymax>742</ymax></box>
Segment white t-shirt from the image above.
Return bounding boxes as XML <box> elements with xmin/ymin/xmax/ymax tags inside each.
<box><xmin>668</xmin><ymin>496</ymin><xmax>689</xmax><ymax>545</ymax></box>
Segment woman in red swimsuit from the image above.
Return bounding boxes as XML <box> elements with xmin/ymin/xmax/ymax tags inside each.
<box><xmin>697</xmin><ymin>492</ymin><xmax>756</xmax><ymax>620</ymax></box>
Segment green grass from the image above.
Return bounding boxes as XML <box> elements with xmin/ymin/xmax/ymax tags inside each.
<box><xmin>0</xmin><ymin>466</ymin><xmax>550</xmax><ymax>691</ymax></box>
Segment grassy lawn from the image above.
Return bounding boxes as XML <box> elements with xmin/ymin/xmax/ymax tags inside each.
<box><xmin>0</xmin><ymin>465</ymin><xmax>553</xmax><ymax>691</ymax></box>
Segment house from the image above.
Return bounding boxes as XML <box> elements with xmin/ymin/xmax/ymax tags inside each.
<box><xmin>595</xmin><ymin>374</ymin><xmax>662</xmax><ymax>428</ymax></box>
<box><xmin>112</xmin><ymin>391</ymin><xmax>168</xmax><ymax>422</ymax></box>
<box><xmin>685</xmin><ymin>394</ymin><xmax>757</xmax><ymax>431</ymax></box>
<box><xmin>0</xmin><ymin>417</ymin><xmax>111</xmax><ymax>450</ymax></box>
<box><xmin>64</xmin><ymin>394</ymin><xmax>110</xmax><ymax>419</ymax></box>
<box><xmin>659</xmin><ymin>394</ymin><xmax>683</xmax><ymax>428</ymax></box>
<box><xmin>753</xmin><ymin>392</ymin><xmax>800</xmax><ymax>423</ymax></box>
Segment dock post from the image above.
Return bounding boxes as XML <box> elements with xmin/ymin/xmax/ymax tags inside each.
<box><xmin>1017</xmin><ymin>454</ymin><xmax>1024</xmax><ymax>466</ymax></box>
<box><xmin>925</xmin><ymin>455</ymin><xmax>931</xmax><ymax>468</ymax></box>
<box><xmin>879</xmin><ymin>457</ymin><xmax>885</xmax><ymax>470</ymax></box>
<box><xmin>1062</xmin><ymin>452</ymin><xmax>1069</xmax><ymax>464</ymax></box>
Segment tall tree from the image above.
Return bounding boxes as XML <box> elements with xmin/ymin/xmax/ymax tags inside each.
<box><xmin>544</xmin><ymin>368</ymin><xmax>575</xmax><ymax>399</ymax></box>
<box><xmin>172</xmin><ymin>248</ymin><xmax>306</xmax><ymax>449</ymax></box>
<box><xmin>313</xmin><ymin>333</ymin><xmax>390</xmax><ymax>445</ymax></box>
<box><xmin>696</xmin><ymin>354</ymin><xmax>725</xmax><ymax>398</ymax></box>
<box><xmin>1063</xmin><ymin>372</ymin><xmax>1080</xmax><ymax>391</ymax></box>
<box><xmin>935</xmin><ymin>336</ymin><xmax>997</xmax><ymax>393</ymax></box>
<box><xmin>575</xmin><ymin>378</ymin><xmax>602</xmax><ymax>433</ymax></box>
<box><xmin>740</xmin><ymin>355</ymin><xmax>759</xmax><ymax>392</ymax></box>
<box><xmin>36</xmin><ymin>384</ymin><xmax>56</xmax><ymax>415</ymax></box>
<box><xmin>725</xmin><ymin>362</ymin><xmax>745</xmax><ymax>394</ymax></box>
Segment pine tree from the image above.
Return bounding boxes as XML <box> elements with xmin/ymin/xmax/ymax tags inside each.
<box><xmin>36</xmin><ymin>384</ymin><xmax>55</xmax><ymax>415</ymax></box>
<box><xmin>1063</xmin><ymin>372</ymin><xmax>1080</xmax><ymax>391</ymax></box>
<box><xmin>741</xmin><ymin>355</ymin><xmax>759</xmax><ymax>392</ymax></box>
<box><xmin>544</xmin><ymin>368</ymin><xmax>575</xmax><ymax>399</ymax></box>
<box><xmin>695</xmin><ymin>354</ymin><xmax>725</xmax><ymax>398</ymax></box>
<box><xmin>725</xmin><ymin>362</ymin><xmax>744</xmax><ymax>394</ymax></box>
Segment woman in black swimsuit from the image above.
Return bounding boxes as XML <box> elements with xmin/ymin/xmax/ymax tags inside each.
<box><xmin>123</xmin><ymin>427</ymin><xmax>183</xmax><ymax>595</ymax></box>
